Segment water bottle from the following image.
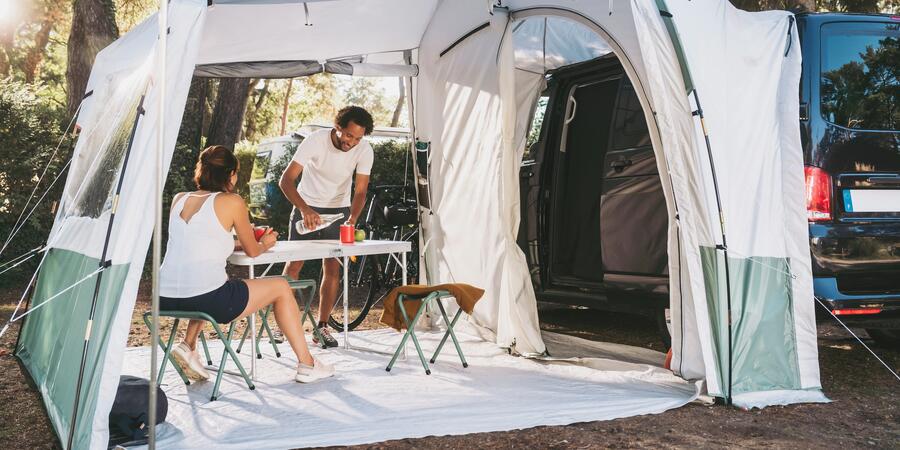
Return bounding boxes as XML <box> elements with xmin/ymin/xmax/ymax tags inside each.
<box><xmin>295</xmin><ymin>213</ymin><xmax>345</xmax><ymax>235</ymax></box>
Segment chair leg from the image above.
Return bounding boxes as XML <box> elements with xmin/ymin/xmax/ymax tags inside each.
<box><xmin>235</xmin><ymin>322</ymin><xmax>250</xmax><ymax>354</ymax></box>
<box><xmin>431</xmin><ymin>300</ymin><xmax>468</xmax><ymax>368</ymax></box>
<box><xmin>143</xmin><ymin>314</ymin><xmax>190</xmax><ymax>386</ymax></box>
<box><xmin>199</xmin><ymin>331</ymin><xmax>212</xmax><ymax>366</ymax></box>
<box><xmin>209</xmin><ymin>322</ymin><xmax>256</xmax><ymax>401</ymax></box>
<box><xmin>219</xmin><ymin>322</ymin><xmax>255</xmax><ymax>390</ymax></box>
<box><xmin>258</xmin><ymin>306</ymin><xmax>281</xmax><ymax>357</ymax></box>
<box><xmin>397</xmin><ymin>296</ymin><xmax>432</xmax><ymax>375</ymax></box>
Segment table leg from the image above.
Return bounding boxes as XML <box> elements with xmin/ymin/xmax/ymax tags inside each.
<box><xmin>401</xmin><ymin>251</ymin><xmax>409</xmax><ymax>360</ymax></box>
<box><xmin>343</xmin><ymin>255</ymin><xmax>350</xmax><ymax>349</ymax></box>
<box><xmin>402</xmin><ymin>251</ymin><xmax>407</xmax><ymax>286</ymax></box>
<box><xmin>249</xmin><ymin>265</ymin><xmax>256</xmax><ymax>380</ymax></box>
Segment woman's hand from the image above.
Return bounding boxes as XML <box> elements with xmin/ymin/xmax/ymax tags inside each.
<box><xmin>261</xmin><ymin>229</ymin><xmax>278</xmax><ymax>248</ymax></box>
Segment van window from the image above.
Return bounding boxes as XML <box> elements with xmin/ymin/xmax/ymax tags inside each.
<box><xmin>252</xmin><ymin>150</ymin><xmax>272</xmax><ymax>180</ymax></box>
<box><xmin>611</xmin><ymin>78</ymin><xmax>651</xmax><ymax>149</ymax></box>
<box><xmin>820</xmin><ymin>22</ymin><xmax>899</xmax><ymax>131</ymax></box>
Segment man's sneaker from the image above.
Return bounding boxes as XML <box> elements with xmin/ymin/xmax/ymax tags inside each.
<box><xmin>171</xmin><ymin>343</ymin><xmax>210</xmax><ymax>381</ymax></box>
<box><xmin>312</xmin><ymin>326</ymin><xmax>339</xmax><ymax>348</ymax></box>
<box><xmin>270</xmin><ymin>328</ymin><xmax>285</xmax><ymax>344</ymax></box>
<box><xmin>295</xmin><ymin>359</ymin><xmax>335</xmax><ymax>383</ymax></box>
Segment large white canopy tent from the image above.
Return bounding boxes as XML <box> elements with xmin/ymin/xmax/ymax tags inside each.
<box><xmin>13</xmin><ymin>0</ymin><xmax>829</xmax><ymax>448</ymax></box>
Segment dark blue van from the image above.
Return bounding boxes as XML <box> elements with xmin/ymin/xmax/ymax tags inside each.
<box><xmin>799</xmin><ymin>13</ymin><xmax>900</xmax><ymax>346</ymax></box>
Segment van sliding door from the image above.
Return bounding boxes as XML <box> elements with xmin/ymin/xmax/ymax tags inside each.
<box><xmin>550</xmin><ymin>77</ymin><xmax>620</xmax><ymax>284</ymax></box>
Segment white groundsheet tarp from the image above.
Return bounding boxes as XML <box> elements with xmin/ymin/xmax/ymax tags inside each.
<box><xmin>121</xmin><ymin>330</ymin><xmax>699</xmax><ymax>449</ymax></box>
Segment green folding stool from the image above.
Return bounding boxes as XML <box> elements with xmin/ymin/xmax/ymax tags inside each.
<box><xmin>143</xmin><ymin>311</ymin><xmax>255</xmax><ymax>401</ymax></box>
<box><xmin>385</xmin><ymin>290</ymin><xmax>469</xmax><ymax>375</ymax></box>
<box><xmin>235</xmin><ymin>277</ymin><xmax>328</xmax><ymax>355</ymax></box>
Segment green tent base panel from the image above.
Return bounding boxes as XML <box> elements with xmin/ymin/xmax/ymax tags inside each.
<box><xmin>16</xmin><ymin>248</ymin><xmax>130</xmax><ymax>450</ymax></box>
<box><xmin>701</xmin><ymin>246</ymin><xmax>802</xmax><ymax>397</ymax></box>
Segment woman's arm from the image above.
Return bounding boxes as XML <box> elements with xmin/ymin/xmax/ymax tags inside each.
<box><xmin>221</xmin><ymin>194</ymin><xmax>278</xmax><ymax>257</ymax></box>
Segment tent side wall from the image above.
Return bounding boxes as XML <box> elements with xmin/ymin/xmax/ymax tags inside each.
<box><xmin>15</xmin><ymin>1</ymin><xmax>207</xmax><ymax>448</ymax></box>
<box><xmin>658</xmin><ymin>0</ymin><xmax>826</xmax><ymax>406</ymax></box>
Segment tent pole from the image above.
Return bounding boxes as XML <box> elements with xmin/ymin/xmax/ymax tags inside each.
<box><xmin>691</xmin><ymin>88</ymin><xmax>734</xmax><ymax>406</ymax></box>
<box><xmin>65</xmin><ymin>94</ymin><xmax>146</xmax><ymax>450</ymax></box>
<box><xmin>402</xmin><ymin>50</ymin><xmax>425</xmax><ymax>285</ymax></box>
<box><xmin>149</xmin><ymin>0</ymin><xmax>168</xmax><ymax>447</ymax></box>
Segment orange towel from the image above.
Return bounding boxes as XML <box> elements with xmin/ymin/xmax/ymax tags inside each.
<box><xmin>379</xmin><ymin>284</ymin><xmax>485</xmax><ymax>331</ymax></box>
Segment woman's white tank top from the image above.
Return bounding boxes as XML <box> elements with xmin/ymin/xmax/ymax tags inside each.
<box><xmin>159</xmin><ymin>192</ymin><xmax>234</xmax><ymax>298</ymax></box>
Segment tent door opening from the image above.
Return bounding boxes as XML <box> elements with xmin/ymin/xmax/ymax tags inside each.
<box><xmin>532</xmin><ymin>55</ymin><xmax>668</xmax><ymax>314</ymax></box>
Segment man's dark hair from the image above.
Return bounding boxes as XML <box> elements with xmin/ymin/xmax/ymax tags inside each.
<box><xmin>335</xmin><ymin>106</ymin><xmax>374</xmax><ymax>135</ymax></box>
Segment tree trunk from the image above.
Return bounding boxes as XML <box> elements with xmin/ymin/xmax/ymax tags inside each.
<box><xmin>66</xmin><ymin>0</ymin><xmax>118</xmax><ymax>118</ymax></box>
<box><xmin>243</xmin><ymin>79</ymin><xmax>269</xmax><ymax>142</ymax></box>
<box><xmin>281</xmin><ymin>79</ymin><xmax>293</xmax><ymax>135</ymax></box>
<box><xmin>24</xmin><ymin>13</ymin><xmax>57</xmax><ymax>83</ymax></box>
<box><xmin>0</xmin><ymin>29</ymin><xmax>13</xmax><ymax>78</ymax></box>
<box><xmin>206</xmin><ymin>78</ymin><xmax>252</xmax><ymax>149</ymax></box>
<box><xmin>390</xmin><ymin>77</ymin><xmax>406</xmax><ymax>128</ymax></box>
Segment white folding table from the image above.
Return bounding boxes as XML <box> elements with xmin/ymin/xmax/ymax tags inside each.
<box><xmin>228</xmin><ymin>239</ymin><xmax>412</xmax><ymax>379</ymax></box>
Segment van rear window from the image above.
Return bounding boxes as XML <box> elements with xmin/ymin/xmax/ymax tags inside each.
<box><xmin>820</xmin><ymin>22</ymin><xmax>899</xmax><ymax>131</ymax></box>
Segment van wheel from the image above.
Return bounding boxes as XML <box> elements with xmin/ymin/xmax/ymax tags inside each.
<box><xmin>866</xmin><ymin>329</ymin><xmax>900</xmax><ymax>348</ymax></box>
<box><xmin>655</xmin><ymin>308</ymin><xmax>672</xmax><ymax>351</ymax></box>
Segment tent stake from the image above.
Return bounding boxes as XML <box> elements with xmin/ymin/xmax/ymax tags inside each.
<box><xmin>66</xmin><ymin>94</ymin><xmax>146</xmax><ymax>450</ymax></box>
<box><xmin>691</xmin><ymin>88</ymin><xmax>735</xmax><ymax>406</ymax></box>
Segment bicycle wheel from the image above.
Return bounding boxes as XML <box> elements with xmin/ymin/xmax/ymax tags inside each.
<box><xmin>326</xmin><ymin>254</ymin><xmax>378</xmax><ymax>332</ymax></box>
<box><xmin>364</xmin><ymin>229</ymin><xmax>420</xmax><ymax>309</ymax></box>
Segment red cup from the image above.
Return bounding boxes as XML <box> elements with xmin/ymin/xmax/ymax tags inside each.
<box><xmin>340</xmin><ymin>223</ymin><xmax>355</xmax><ymax>244</ymax></box>
<box><xmin>254</xmin><ymin>226</ymin><xmax>268</xmax><ymax>242</ymax></box>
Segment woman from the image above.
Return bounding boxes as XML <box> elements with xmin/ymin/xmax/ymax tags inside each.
<box><xmin>160</xmin><ymin>145</ymin><xmax>333</xmax><ymax>383</ymax></box>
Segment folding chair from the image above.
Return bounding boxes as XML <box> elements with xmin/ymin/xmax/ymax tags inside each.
<box><xmin>385</xmin><ymin>290</ymin><xmax>468</xmax><ymax>375</ymax></box>
<box><xmin>235</xmin><ymin>277</ymin><xmax>328</xmax><ymax>355</ymax></box>
<box><xmin>143</xmin><ymin>311</ymin><xmax>255</xmax><ymax>401</ymax></box>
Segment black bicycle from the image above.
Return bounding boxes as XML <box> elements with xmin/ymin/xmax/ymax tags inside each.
<box><xmin>323</xmin><ymin>185</ymin><xmax>420</xmax><ymax>331</ymax></box>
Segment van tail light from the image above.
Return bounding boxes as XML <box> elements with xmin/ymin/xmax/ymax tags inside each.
<box><xmin>805</xmin><ymin>166</ymin><xmax>832</xmax><ymax>222</ymax></box>
<box><xmin>833</xmin><ymin>308</ymin><xmax>882</xmax><ymax>316</ymax></box>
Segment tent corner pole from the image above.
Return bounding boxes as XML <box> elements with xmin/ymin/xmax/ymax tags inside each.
<box><xmin>65</xmin><ymin>92</ymin><xmax>146</xmax><ymax>450</ymax></box>
<box><xmin>149</xmin><ymin>0</ymin><xmax>168</xmax><ymax>447</ymax></box>
<box><xmin>402</xmin><ymin>50</ymin><xmax>425</xmax><ymax>285</ymax></box>
<box><xmin>691</xmin><ymin>88</ymin><xmax>734</xmax><ymax>406</ymax></box>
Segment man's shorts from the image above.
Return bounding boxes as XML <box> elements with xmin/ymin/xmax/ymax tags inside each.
<box><xmin>287</xmin><ymin>205</ymin><xmax>351</xmax><ymax>241</ymax></box>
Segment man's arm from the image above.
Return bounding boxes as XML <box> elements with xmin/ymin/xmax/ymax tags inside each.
<box><xmin>279</xmin><ymin>161</ymin><xmax>321</xmax><ymax>229</ymax></box>
<box><xmin>348</xmin><ymin>173</ymin><xmax>370</xmax><ymax>226</ymax></box>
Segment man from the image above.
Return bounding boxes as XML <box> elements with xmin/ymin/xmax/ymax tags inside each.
<box><xmin>279</xmin><ymin>106</ymin><xmax>375</xmax><ymax>347</ymax></box>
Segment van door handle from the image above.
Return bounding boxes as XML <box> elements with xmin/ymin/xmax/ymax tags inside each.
<box><xmin>611</xmin><ymin>159</ymin><xmax>633</xmax><ymax>172</ymax></box>
<box><xmin>564</xmin><ymin>96</ymin><xmax>578</xmax><ymax>125</ymax></box>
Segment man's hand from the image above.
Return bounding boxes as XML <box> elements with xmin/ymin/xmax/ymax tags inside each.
<box><xmin>301</xmin><ymin>208</ymin><xmax>322</xmax><ymax>231</ymax></box>
<box><xmin>347</xmin><ymin>215</ymin><xmax>357</xmax><ymax>226</ymax></box>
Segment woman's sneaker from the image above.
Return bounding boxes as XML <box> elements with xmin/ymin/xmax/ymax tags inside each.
<box><xmin>295</xmin><ymin>359</ymin><xmax>335</xmax><ymax>383</ymax></box>
<box><xmin>171</xmin><ymin>343</ymin><xmax>210</xmax><ymax>381</ymax></box>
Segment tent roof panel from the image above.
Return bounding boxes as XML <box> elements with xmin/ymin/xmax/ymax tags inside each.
<box><xmin>196</xmin><ymin>0</ymin><xmax>439</xmax><ymax>65</ymax></box>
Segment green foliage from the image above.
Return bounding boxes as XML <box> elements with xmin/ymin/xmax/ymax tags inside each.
<box><xmin>0</xmin><ymin>79</ymin><xmax>71</xmax><ymax>286</ymax></box>
<box><xmin>234</xmin><ymin>140</ymin><xmax>257</xmax><ymax>198</ymax></box>
<box><xmin>264</xmin><ymin>148</ymin><xmax>296</xmax><ymax>237</ymax></box>
<box><xmin>342</xmin><ymin>77</ymin><xmax>393</xmax><ymax>126</ymax></box>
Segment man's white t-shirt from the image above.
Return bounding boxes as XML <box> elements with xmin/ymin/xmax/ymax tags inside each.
<box><xmin>292</xmin><ymin>128</ymin><xmax>374</xmax><ymax>208</ymax></box>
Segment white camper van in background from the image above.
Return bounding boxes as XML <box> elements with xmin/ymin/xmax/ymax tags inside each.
<box><xmin>249</xmin><ymin>124</ymin><xmax>409</xmax><ymax>221</ymax></box>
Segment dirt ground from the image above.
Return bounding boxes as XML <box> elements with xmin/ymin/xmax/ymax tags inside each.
<box><xmin>1</xmin><ymin>278</ymin><xmax>898</xmax><ymax>449</ymax></box>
